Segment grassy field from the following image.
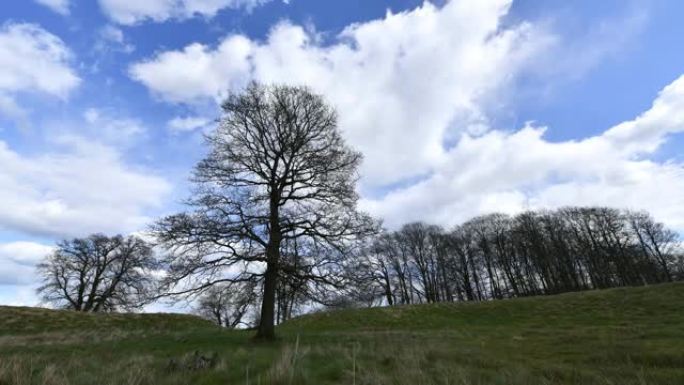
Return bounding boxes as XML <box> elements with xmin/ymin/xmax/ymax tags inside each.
<box><xmin>1</xmin><ymin>283</ymin><xmax>683</xmax><ymax>385</ymax></box>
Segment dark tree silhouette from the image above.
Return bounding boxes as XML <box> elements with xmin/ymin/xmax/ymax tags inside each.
<box><xmin>154</xmin><ymin>83</ymin><xmax>376</xmax><ymax>340</ymax></box>
<box><xmin>351</xmin><ymin>207</ymin><xmax>682</xmax><ymax>307</ymax></box>
<box><xmin>37</xmin><ymin>234</ymin><xmax>156</xmax><ymax>312</ymax></box>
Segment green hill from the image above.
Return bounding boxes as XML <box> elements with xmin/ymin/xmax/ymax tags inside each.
<box><xmin>0</xmin><ymin>306</ymin><xmax>214</xmax><ymax>336</ymax></box>
<box><xmin>1</xmin><ymin>283</ymin><xmax>683</xmax><ymax>385</ymax></box>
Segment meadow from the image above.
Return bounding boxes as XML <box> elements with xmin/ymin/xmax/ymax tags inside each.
<box><xmin>1</xmin><ymin>282</ymin><xmax>683</xmax><ymax>385</ymax></box>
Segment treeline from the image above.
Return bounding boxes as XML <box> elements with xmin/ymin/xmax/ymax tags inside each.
<box><xmin>35</xmin><ymin>206</ymin><xmax>684</xmax><ymax>328</ymax></box>
<box><xmin>353</xmin><ymin>207</ymin><xmax>683</xmax><ymax>306</ymax></box>
<box><xmin>33</xmin><ymin>84</ymin><xmax>684</xmax><ymax>339</ymax></box>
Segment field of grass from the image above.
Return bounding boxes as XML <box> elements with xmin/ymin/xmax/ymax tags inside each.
<box><xmin>1</xmin><ymin>283</ymin><xmax>683</xmax><ymax>385</ymax></box>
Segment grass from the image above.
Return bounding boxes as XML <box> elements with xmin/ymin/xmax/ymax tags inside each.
<box><xmin>1</xmin><ymin>283</ymin><xmax>683</xmax><ymax>384</ymax></box>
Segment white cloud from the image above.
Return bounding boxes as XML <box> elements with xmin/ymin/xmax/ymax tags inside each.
<box><xmin>363</xmin><ymin>75</ymin><xmax>684</xmax><ymax>230</ymax></box>
<box><xmin>34</xmin><ymin>0</ymin><xmax>70</xmax><ymax>15</ymax></box>
<box><xmin>0</xmin><ymin>242</ymin><xmax>53</xmax><ymax>286</ymax></box>
<box><xmin>130</xmin><ymin>0</ymin><xmax>553</xmax><ymax>185</ymax></box>
<box><xmin>131</xmin><ymin>35</ymin><xmax>252</xmax><ymax>103</ymax></box>
<box><xmin>0</xmin><ymin>23</ymin><xmax>79</xmax><ymax>97</ymax></box>
<box><xmin>167</xmin><ymin>115</ymin><xmax>212</xmax><ymax>133</ymax></box>
<box><xmin>81</xmin><ymin>107</ymin><xmax>146</xmax><ymax>145</ymax></box>
<box><xmin>0</xmin><ymin>136</ymin><xmax>171</xmax><ymax>238</ymax></box>
<box><xmin>0</xmin><ymin>23</ymin><xmax>79</xmax><ymax>119</ymax></box>
<box><xmin>99</xmin><ymin>0</ymin><xmax>272</xmax><ymax>25</ymax></box>
<box><xmin>128</xmin><ymin>0</ymin><xmax>684</xmax><ymax>231</ymax></box>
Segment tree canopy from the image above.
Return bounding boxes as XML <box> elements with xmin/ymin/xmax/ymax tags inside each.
<box><xmin>37</xmin><ymin>234</ymin><xmax>156</xmax><ymax>312</ymax></box>
<box><xmin>154</xmin><ymin>83</ymin><xmax>377</xmax><ymax>339</ymax></box>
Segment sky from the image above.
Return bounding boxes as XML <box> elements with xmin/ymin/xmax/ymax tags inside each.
<box><xmin>1</xmin><ymin>0</ymin><xmax>684</xmax><ymax>307</ymax></box>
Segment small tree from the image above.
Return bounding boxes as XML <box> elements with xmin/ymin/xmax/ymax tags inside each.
<box><xmin>154</xmin><ymin>83</ymin><xmax>377</xmax><ymax>339</ymax></box>
<box><xmin>37</xmin><ymin>234</ymin><xmax>156</xmax><ymax>312</ymax></box>
<box><xmin>195</xmin><ymin>282</ymin><xmax>257</xmax><ymax>328</ymax></box>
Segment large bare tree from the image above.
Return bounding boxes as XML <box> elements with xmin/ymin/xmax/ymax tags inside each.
<box><xmin>154</xmin><ymin>83</ymin><xmax>376</xmax><ymax>339</ymax></box>
<box><xmin>37</xmin><ymin>234</ymin><xmax>156</xmax><ymax>312</ymax></box>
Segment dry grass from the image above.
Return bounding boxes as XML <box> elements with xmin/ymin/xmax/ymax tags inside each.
<box><xmin>0</xmin><ymin>283</ymin><xmax>683</xmax><ymax>384</ymax></box>
<box><xmin>0</xmin><ymin>358</ymin><xmax>68</xmax><ymax>385</ymax></box>
<box><xmin>266</xmin><ymin>335</ymin><xmax>311</xmax><ymax>384</ymax></box>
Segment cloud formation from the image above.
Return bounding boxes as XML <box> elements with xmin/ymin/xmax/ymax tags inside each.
<box><xmin>0</xmin><ymin>23</ymin><xmax>80</xmax><ymax>119</ymax></box>
<box><xmin>364</xmin><ymin>76</ymin><xmax>684</xmax><ymax>230</ymax></box>
<box><xmin>99</xmin><ymin>0</ymin><xmax>272</xmax><ymax>25</ymax></box>
<box><xmin>167</xmin><ymin>115</ymin><xmax>212</xmax><ymax>133</ymax></box>
<box><xmin>0</xmin><ymin>136</ymin><xmax>171</xmax><ymax>238</ymax></box>
<box><xmin>82</xmin><ymin>108</ymin><xmax>147</xmax><ymax>145</ymax></box>
<box><xmin>0</xmin><ymin>242</ymin><xmax>53</xmax><ymax>286</ymax></box>
<box><xmin>34</xmin><ymin>0</ymin><xmax>71</xmax><ymax>15</ymax></box>
<box><xmin>128</xmin><ymin>0</ymin><xmax>684</xmax><ymax>231</ymax></box>
<box><xmin>95</xmin><ymin>25</ymin><xmax>135</xmax><ymax>54</ymax></box>
<box><xmin>130</xmin><ymin>0</ymin><xmax>552</xmax><ymax>186</ymax></box>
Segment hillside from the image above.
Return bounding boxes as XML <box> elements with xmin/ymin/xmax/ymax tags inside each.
<box><xmin>0</xmin><ymin>306</ymin><xmax>214</xmax><ymax>336</ymax></box>
<box><xmin>1</xmin><ymin>283</ymin><xmax>683</xmax><ymax>385</ymax></box>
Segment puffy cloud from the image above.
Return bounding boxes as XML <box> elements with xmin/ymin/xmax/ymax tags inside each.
<box><xmin>130</xmin><ymin>0</ymin><xmax>552</xmax><ymax>185</ymax></box>
<box><xmin>363</xmin><ymin>75</ymin><xmax>684</xmax><ymax>230</ymax></box>
<box><xmin>0</xmin><ymin>136</ymin><xmax>171</xmax><ymax>238</ymax></box>
<box><xmin>131</xmin><ymin>35</ymin><xmax>253</xmax><ymax>102</ymax></box>
<box><xmin>0</xmin><ymin>23</ymin><xmax>79</xmax><ymax>97</ymax></box>
<box><xmin>602</xmin><ymin>77</ymin><xmax>684</xmax><ymax>154</ymax></box>
<box><xmin>34</xmin><ymin>0</ymin><xmax>70</xmax><ymax>15</ymax></box>
<box><xmin>128</xmin><ymin>0</ymin><xmax>684</xmax><ymax>231</ymax></box>
<box><xmin>0</xmin><ymin>242</ymin><xmax>53</xmax><ymax>286</ymax></box>
<box><xmin>0</xmin><ymin>23</ymin><xmax>79</xmax><ymax>119</ymax></box>
<box><xmin>99</xmin><ymin>0</ymin><xmax>272</xmax><ymax>25</ymax></box>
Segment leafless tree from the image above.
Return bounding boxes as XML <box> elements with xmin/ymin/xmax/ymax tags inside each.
<box><xmin>195</xmin><ymin>282</ymin><xmax>257</xmax><ymax>328</ymax></box>
<box><xmin>354</xmin><ymin>207</ymin><xmax>682</xmax><ymax>307</ymax></box>
<box><xmin>629</xmin><ymin>211</ymin><xmax>678</xmax><ymax>282</ymax></box>
<box><xmin>36</xmin><ymin>234</ymin><xmax>156</xmax><ymax>312</ymax></box>
<box><xmin>153</xmin><ymin>83</ymin><xmax>377</xmax><ymax>340</ymax></box>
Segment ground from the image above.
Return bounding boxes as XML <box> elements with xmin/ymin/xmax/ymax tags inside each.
<box><xmin>1</xmin><ymin>283</ymin><xmax>683</xmax><ymax>384</ymax></box>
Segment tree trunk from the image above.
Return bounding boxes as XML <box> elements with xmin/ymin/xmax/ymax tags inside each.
<box><xmin>256</xmin><ymin>259</ymin><xmax>278</xmax><ymax>340</ymax></box>
<box><xmin>256</xmin><ymin>193</ymin><xmax>281</xmax><ymax>340</ymax></box>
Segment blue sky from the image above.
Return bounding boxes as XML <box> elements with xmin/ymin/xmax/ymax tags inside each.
<box><xmin>2</xmin><ymin>0</ymin><xmax>684</xmax><ymax>306</ymax></box>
